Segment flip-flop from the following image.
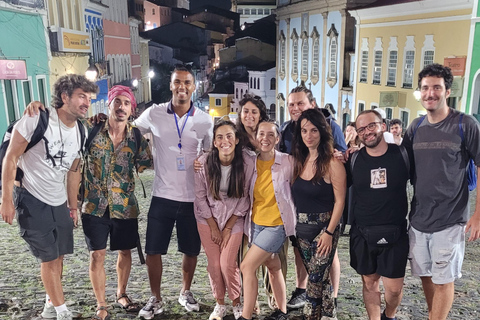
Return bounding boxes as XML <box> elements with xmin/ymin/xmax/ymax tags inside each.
<box><xmin>115</xmin><ymin>293</ymin><xmax>142</xmax><ymax>313</ymax></box>
<box><xmin>90</xmin><ymin>306</ymin><xmax>111</xmax><ymax>320</ymax></box>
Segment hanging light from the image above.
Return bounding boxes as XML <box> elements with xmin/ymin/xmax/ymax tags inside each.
<box><xmin>85</xmin><ymin>54</ymin><xmax>98</xmax><ymax>81</ymax></box>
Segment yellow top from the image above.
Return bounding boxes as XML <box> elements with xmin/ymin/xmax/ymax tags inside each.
<box><xmin>252</xmin><ymin>157</ymin><xmax>283</xmax><ymax>226</ymax></box>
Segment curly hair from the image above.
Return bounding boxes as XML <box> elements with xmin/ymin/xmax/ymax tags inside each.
<box><xmin>418</xmin><ymin>63</ymin><xmax>453</xmax><ymax>90</ymax></box>
<box><xmin>292</xmin><ymin>108</ymin><xmax>333</xmax><ymax>184</ymax></box>
<box><xmin>237</xmin><ymin>93</ymin><xmax>269</xmax><ymax>151</ymax></box>
<box><xmin>206</xmin><ymin>119</ymin><xmax>246</xmax><ymax>200</ymax></box>
<box><xmin>51</xmin><ymin>74</ymin><xmax>98</xmax><ymax>109</ymax></box>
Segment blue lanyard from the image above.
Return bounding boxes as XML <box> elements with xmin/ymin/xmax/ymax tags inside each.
<box><xmin>174</xmin><ymin>107</ymin><xmax>192</xmax><ymax>151</ymax></box>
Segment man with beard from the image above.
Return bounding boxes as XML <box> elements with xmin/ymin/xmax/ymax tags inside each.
<box><xmin>389</xmin><ymin>119</ymin><xmax>403</xmax><ymax>146</ymax></box>
<box><xmin>0</xmin><ymin>75</ymin><xmax>98</xmax><ymax>320</ymax></box>
<box><xmin>347</xmin><ymin>110</ymin><xmax>410</xmax><ymax>320</ymax></box>
<box><xmin>81</xmin><ymin>85</ymin><xmax>152</xmax><ymax>320</ymax></box>
<box><xmin>402</xmin><ymin>63</ymin><xmax>480</xmax><ymax>320</ymax></box>
<box><xmin>135</xmin><ymin>65</ymin><xmax>213</xmax><ymax>319</ymax></box>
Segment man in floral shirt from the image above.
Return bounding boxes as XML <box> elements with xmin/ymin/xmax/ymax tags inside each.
<box><xmin>81</xmin><ymin>85</ymin><xmax>152</xmax><ymax>320</ymax></box>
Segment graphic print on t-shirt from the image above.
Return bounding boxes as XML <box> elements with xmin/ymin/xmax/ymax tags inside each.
<box><xmin>370</xmin><ymin>167</ymin><xmax>387</xmax><ymax>189</ymax></box>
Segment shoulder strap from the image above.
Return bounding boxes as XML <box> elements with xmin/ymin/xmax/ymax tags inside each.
<box><xmin>411</xmin><ymin>115</ymin><xmax>426</xmax><ymax>140</ymax></box>
<box><xmin>132</xmin><ymin>126</ymin><xmax>146</xmax><ymax>198</ymax></box>
<box><xmin>459</xmin><ymin>113</ymin><xmax>465</xmax><ymax>144</ymax></box>
<box><xmin>350</xmin><ymin>150</ymin><xmax>359</xmax><ymax>173</ymax></box>
<box><xmin>398</xmin><ymin>145</ymin><xmax>410</xmax><ymax>175</ymax></box>
<box><xmin>25</xmin><ymin>108</ymin><xmax>50</xmax><ymax>153</ymax></box>
<box><xmin>76</xmin><ymin>119</ymin><xmax>86</xmax><ymax>155</ymax></box>
<box><xmin>84</xmin><ymin>121</ymin><xmax>105</xmax><ymax>154</ymax></box>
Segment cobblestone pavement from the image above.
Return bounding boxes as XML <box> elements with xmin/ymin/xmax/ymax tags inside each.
<box><xmin>1</xmin><ymin>170</ymin><xmax>480</xmax><ymax>320</ymax></box>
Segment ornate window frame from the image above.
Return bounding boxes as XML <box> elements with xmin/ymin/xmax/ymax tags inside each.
<box><xmin>326</xmin><ymin>24</ymin><xmax>338</xmax><ymax>88</ymax></box>
<box><xmin>310</xmin><ymin>27</ymin><xmax>320</xmax><ymax>85</ymax></box>
<box><xmin>291</xmin><ymin>28</ymin><xmax>299</xmax><ymax>82</ymax></box>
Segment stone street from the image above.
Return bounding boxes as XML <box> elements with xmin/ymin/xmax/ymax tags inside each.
<box><xmin>1</xmin><ymin>170</ymin><xmax>480</xmax><ymax>320</ymax></box>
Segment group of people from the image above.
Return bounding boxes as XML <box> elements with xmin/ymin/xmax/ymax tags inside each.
<box><xmin>0</xmin><ymin>62</ymin><xmax>480</xmax><ymax>320</ymax></box>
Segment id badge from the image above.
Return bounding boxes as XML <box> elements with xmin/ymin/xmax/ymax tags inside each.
<box><xmin>176</xmin><ymin>154</ymin><xmax>186</xmax><ymax>171</ymax></box>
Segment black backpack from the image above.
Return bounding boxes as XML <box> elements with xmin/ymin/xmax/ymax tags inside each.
<box><xmin>0</xmin><ymin>109</ymin><xmax>86</xmax><ymax>193</ymax></box>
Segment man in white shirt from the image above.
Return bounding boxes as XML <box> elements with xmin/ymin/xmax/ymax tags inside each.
<box><xmin>136</xmin><ymin>65</ymin><xmax>213</xmax><ymax>319</ymax></box>
<box><xmin>0</xmin><ymin>75</ymin><xmax>98</xmax><ymax>320</ymax></box>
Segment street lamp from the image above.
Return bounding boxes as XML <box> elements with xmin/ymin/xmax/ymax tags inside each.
<box><xmin>85</xmin><ymin>54</ymin><xmax>98</xmax><ymax>81</ymax></box>
<box><xmin>132</xmin><ymin>79</ymin><xmax>139</xmax><ymax>87</ymax></box>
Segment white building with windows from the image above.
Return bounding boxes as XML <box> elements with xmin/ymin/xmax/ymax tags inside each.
<box><xmin>232</xmin><ymin>0</ymin><xmax>276</xmax><ymax>25</ymax></box>
<box><xmin>350</xmin><ymin>0</ymin><xmax>473</xmax><ymax>128</ymax></box>
<box><xmin>275</xmin><ymin>0</ymin><xmax>377</xmax><ymax>127</ymax></box>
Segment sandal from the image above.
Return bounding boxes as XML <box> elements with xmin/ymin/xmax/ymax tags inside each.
<box><xmin>115</xmin><ymin>293</ymin><xmax>142</xmax><ymax>313</ymax></box>
<box><xmin>91</xmin><ymin>306</ymin><xmax>111</xmax><ymax>320</ymax></box>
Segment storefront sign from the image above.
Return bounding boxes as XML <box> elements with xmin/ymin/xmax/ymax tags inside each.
<box><xmin>58</xmin><ymin>28</ymin><xmax>90</xmax><ymax>53</ymax></box>
<box><xmin>444</xmin><ymin>57</ymin><xmax>466</xmax><ymax>76</ymax></box>
<box><xmin>0</xmin><ymin>59</ymin><xmax>27</xmax><ymax>80</ymax></box>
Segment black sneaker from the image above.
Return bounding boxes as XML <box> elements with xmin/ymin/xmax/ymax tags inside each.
<box><xmin>286</xmin><ymin>289</ymin><xmax>306</xmax><ymax>309</ymax></box>
<box><xmin>264</xmin><ymin>309</ymin><xmax>288</xmax><ymax>320</ymax></box>
<box><xmin>381</xmin><ymin>310</ymin><xmax>397</xmax><ymax>320</ymax></box>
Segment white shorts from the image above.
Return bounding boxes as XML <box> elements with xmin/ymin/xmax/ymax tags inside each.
<box><xmin>408</xmin><ymin>224</ymin><xmax>465</xmax><ymax>284</ymax></box>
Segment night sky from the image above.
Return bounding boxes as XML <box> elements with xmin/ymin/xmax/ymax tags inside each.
<box><xmin>190</xmin><ymin>0</ymin><xmax>231</xmax><ymax>10</ymax></box>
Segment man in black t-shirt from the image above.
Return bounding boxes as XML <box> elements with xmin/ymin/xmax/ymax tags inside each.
<box><xmin>347</xmin><ymin>110</ymin><xmax>409</xmax><ymax>320</ymax></box>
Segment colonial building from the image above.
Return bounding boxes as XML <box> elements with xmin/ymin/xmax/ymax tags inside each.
<box><xmin>350</xmin><ymin>0</ymin><xmax>473</xmax><ymax>127</ymax></box>
<box><xmin>464</xmin><ymin>0</ymin><xmax>480</xmax><ymax>119</ymax></box>
<box><xmin>231</xmin><ymin>0</ymin><xmax>276</xmax><ymax>25</ymax></box>
<box><xmin>0</xmin><ymin>0</ymin><xmax>50</xmax><ymax>133</ymax></box>
<box><xmin>276</xmin><ymin>0</ymin><xmax>377</xmax><ymax>128</ymax></box>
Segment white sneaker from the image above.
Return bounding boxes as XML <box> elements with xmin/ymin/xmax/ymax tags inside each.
<box><xmin>178</xmin><ymin>290</ymin><xmax>200</xmax><ymax>312</ymax></box>
<box><xmin>138</xmin><ymin>296</ymin><xmax>164</xmax><ymax>319</ymax></box>
<box><xmin>41</xmin><ymin>303</ymin><xmax>56</xmax><ymax>319</ymax></box>
<box><xmin>232</xmin><ymin>303</ymin><xmax>243</xmax><ymax>319</ymax></box>
<box><xmin>56</xmin><ymin>310</ymin><xmax>73</xmax><ymax>320</ymax></box>
<box><xmin>208</xmin><ymin>303</ymin><xmax>226</xmax><ymax>320</ymax></box>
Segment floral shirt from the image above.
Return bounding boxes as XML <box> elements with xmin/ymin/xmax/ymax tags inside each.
<box><xmin>81</xmin><ymin>120</ymin><xmax>153</xmax><ymax>219</ymax></box>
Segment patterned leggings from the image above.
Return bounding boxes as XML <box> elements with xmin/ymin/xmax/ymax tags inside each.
<box><xmin>296</xmin><ymin>213</ymin><xmax>340</xmax><ymax>320</ymax></box>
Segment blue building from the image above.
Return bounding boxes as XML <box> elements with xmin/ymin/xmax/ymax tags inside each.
<box><xmin>0</xmin><ymin>0</ymin><xmax>50</xmax><ymax>133</ymax></box>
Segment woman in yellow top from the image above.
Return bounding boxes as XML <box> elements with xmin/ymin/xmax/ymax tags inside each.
<box><xmin>239</xmin><ymin>121</ymin><xmax>296</xmax><ymax>320</ymax></box>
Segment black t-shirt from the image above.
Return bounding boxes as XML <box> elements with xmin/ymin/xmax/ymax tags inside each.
<box><xmin>347</xmin><ymin>144</ymin><xmax>409</xmax><ymax>227</ymax></box>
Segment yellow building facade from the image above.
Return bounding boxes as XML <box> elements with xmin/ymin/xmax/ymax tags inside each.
<box><xmin>350</xmin><ymin>0</ymin><xmax>473</xmax><ymax>127</ymax></box>
<box><xmin>208</xmin><ymin>93</ymin><xmax>233</xmax><ymax>120</ymax></box>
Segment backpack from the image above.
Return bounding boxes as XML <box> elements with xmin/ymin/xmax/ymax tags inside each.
<box><xmin>0</xmin><ymin>109</ymin><xmax>86</xmax><ymax>193</ymax></box>
<box><xmin>412</xmin><ymin>114</ymin><xmax>476</xmax><ymax>191</ymax></box>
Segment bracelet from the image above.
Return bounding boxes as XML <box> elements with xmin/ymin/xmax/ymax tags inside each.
<box><xmin>69</xmin><ymin>208</ymin><xmax>78</xmax><ymax>211</ymax></box>
<box><xmin>324</xmin><ymin>229</ymin><xmax>334</xmax><ymax>236</ymax></box>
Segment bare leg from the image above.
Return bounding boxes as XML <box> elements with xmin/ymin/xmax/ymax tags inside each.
<box><xmin>89</xmin><ymin>250</ymin><xmax>108</xmax><ymax>318</ymax></box>
<box><xmin>240</xmin><ymin>245</ymin><xmax>276</xmax><ymax>319</ymax></box>
<box><xmin>146</xmin><ymin>254</ymin><xmax>163</xmax><ymax>299</ymax></box>
<box><xmin>181</xmin><ymin>254</ymin><xmax>197</xmax><ymax>293</ymax></box>
<box><xmin>361</xmin><ymin>273</ymin><xmax>382</xmax><ymax>320</ymax></box>
<box><xmin>421</xmin><ymin>277</ymin><xmax>454</xmax><ymax>320</ymax></box>
<box><xmin>264</xmin><ymin>254</ymin><xmax>287</xmax><ymax>313</ymax></box>
<box><xmin>330</xmin><ymin>250</ymin><xmax>340</xmax><ymax>299</ymax></box>
<box><xmin>116</xmin><ymin>250</ymin><xmax>132</xmax><ymax>303</ymax></box>
<box><xmin>41</xmin><ymin>256</ymin><xmax>66</xmax><ymax>307</ymax></box>
<box><xmin>294</xmin><ymin>246</ymin><xmax>308</xmax><ymax>289</ymax></box>
<box><xmin>382</xmin><ymin>277</ymin><xmax>404</xmax><ymax>318</ymax></box>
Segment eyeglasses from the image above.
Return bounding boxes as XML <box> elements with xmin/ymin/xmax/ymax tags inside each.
<box><xmin>356</xmin><ymin>122</ymin><xmax>382</xmax><ymax>135</ymax></box>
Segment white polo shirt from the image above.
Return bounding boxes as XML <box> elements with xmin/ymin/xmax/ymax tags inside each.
<box><xmin>134</xmin><ymin>101</ymin><xmax>213</xmax><ymax>202</ymax></box>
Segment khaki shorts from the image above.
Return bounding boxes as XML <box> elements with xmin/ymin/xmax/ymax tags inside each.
<box><xmin>408</xmin><ymin>224</ymin><xmax>465</xmax><ymax>284</ymax></box>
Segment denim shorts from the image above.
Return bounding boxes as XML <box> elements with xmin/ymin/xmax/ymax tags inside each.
<box><xmin>251</xmin><ymin>222</ymin><xmax>286</xmax><ymax>253</ymax></box>
<box><xmin>408</xmin><ymin>224</ymin><xmax>465</xmax><ymax>284</ymax></box>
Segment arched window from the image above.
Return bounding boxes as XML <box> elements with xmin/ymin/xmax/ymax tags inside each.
<box><xmin>270</xmin><ymin>78</ymin><xmax>276</xmax><ymax>90</ymax></box>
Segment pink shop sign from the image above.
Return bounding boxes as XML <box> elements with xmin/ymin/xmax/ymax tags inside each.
<box><xmin>0</xmin><ymin>60</ymin><xmax>27</xmax><ymax>80</ymax></box>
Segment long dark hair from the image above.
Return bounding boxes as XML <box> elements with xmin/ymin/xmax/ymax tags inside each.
<box><xmin>206</xmin><ymin>119</ymin><xmax>245</xmax><ymax>200</ymax></box>
<box><xmin>237</xmin><ymin>93</ymin><xmax>269</xmax><ymax>151</ymax></box>
<box><xmin>292</xmin><ymin>108</ymin><xmax>334</xmax><ymax>183</ymax></box>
